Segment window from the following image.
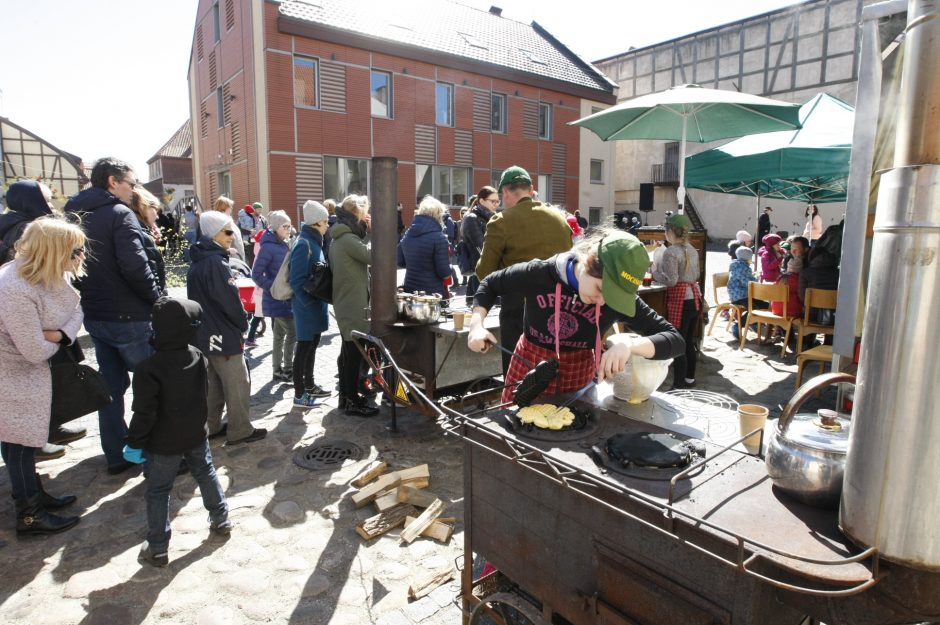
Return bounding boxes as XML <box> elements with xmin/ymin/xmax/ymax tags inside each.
<box><xmin>538</xmin><ymin>103</ymin><xmax>552</xmax><ymax>140</ymax></box>
<box><xmin>371</xmin><ymin>70</ymin><xmax>392</xmax><ymax>118</ymax></box>
<box><xmin>324</xmin><ymin>157</ymin><xmax>369</xmax><ymax>200</ymax></box>
<box><xmin>589</xmin><ymin>207</ymin><xmax>602</xmax><ymax>226</ymax></box>
<box><xmin>435</xmin><ymin>82</ymin><xmax>453</xmax><ymax>126</ymax></box>
<box><xmin>212</xmin><ymin>2</ymin><xmax>221</xmax><ymax>43</ymax></box>
<box><xmin>590</xmin><ymin>159</ymin><xmax>604</xmax><ymax>184</ymax></box>
<box><xmin>293</xmin><ymin>56</ymin><xmax>319</xmax><ymax>108</ymax></box>
<box><xmin>591</xmin><ymin>106</ymin><xmax>604</xmax><ymax>115</ymax></box>
<box><xmin>416</xmin><ymin>165</ymin><xmax>471</xmax><ymax>206</ymax></box>
<box><xmin>537</xmin><ymin>174</ymin><xmax>551</xmax><ymax>204</ymax></box>
<box><xmin>149</xmin><ymin>160</ymin><xmax>163</xmax><ymax>181</ymax></box>
<box><xmin>491</xmin><ymin>93</ymin><xmax>506</xmax><ymax>133</ymax></box>
<box><xmin>218</xmin><ymin>171</ymin><xmax>231</xmax><ymax>198</ymax></box>
<box><xmin>216</xmin><ymin>87</ymin><xmax>224</xmax><ymax>128</ymax></box>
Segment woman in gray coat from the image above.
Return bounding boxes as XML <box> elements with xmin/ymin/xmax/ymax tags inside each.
<box><xmin>328</xmin><ymin>195</ymin><xmax>378</xmax><ymax>417</ymax></box>
<box><xmin>0</xmin><ymin>219</ymin><xmax>85</xmax><ymax>535</ymax></box>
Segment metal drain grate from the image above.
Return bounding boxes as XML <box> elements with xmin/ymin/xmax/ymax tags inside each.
<box><xmin>293</xmin><ymin>440</ymin><xmax>363</xmax><ymax>470</ymax></box>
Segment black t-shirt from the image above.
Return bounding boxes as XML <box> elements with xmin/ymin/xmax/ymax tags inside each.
<box><xmin>474</xmin><ymin>254</ymin><xmax>684</xmax><ymax>359</ymax></box>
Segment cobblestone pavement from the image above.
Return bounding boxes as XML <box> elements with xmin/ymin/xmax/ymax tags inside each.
<box><xmin>0</xmin><ymin>251</ymin><xmax>838</xmax><ymax>624</ymax></box>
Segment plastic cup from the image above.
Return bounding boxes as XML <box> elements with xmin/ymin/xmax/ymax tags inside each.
<box><xmin>464</xmin><ymin>312</ymin><xmax>473</xmax><ymax>327</ymax></box>
<box><xmin>738</xmin><ymin>404</ymin><xmax>769</xmax><ymax>454</ymax></box>
<box><xmin>453</xmin><ymin>312</ymin><xmax>465</xmax><ymax>331</ymax></box>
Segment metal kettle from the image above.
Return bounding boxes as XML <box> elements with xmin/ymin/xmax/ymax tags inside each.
<box><xmin>765</xmin><ymin>372</ymin><xmax>855</xmax><ymax>509</ymax></box>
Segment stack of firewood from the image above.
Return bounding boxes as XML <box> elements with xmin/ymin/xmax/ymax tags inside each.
<box><xmin>351</xmin><ymin>461</ymin><xmax>455</xmax><ymax>544</ymax></box>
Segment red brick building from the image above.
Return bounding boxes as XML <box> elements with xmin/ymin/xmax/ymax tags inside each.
<box><xmin>188</xmin><ymin>0</ymin><xmax>616</xmax><ymax>223</ymax></box>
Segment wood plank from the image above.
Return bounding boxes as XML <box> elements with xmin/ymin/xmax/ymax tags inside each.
<box><xmin>373</xmin><ymin>489</ymin><xmax>401</xmax><ymax>513</ymax></box>
<box><xmin>408</xmin><ymin>563</ymin><xmax>455</xmax><ymax>600</ymax></box>
<box><xmin>355</xmin><ymin>504</ymin><xmax>417</xmax><ymax>541</ymax></box>
<box><xmin>394</xmin><ymin>464</ymin><xmax>430</xmax><ymax>485</ymax></box>
<box><xmin>400</xmin><ymin>499</ymin><xmax>444</xmax><ymax>543</ymax></box>
<box><xmin>351</xmin><ymin>461</ymin><xmax>387</xmax><ymax>488</ymax></box>
<box><xmin>404</xmin><ymin>516</ymin><xmax>455</xmax><ymax>543</ymax></box>
<box><xmin>397</xmin><ymin>485</ymin><xmax>439</xmax><ymax>508</ymax></box>
<box><xmin>351</xmin><ymin>473</ymin><xmax>400</xmax><ymax>508</ymax></box>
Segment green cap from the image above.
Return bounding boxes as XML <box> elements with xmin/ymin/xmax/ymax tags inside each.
<box><xmin>665</xmin><ymin>213</ymin><xmax>692</xmax><ymax>230</ymax></box>
<box><xmin>497</xmin><ymin>165</ymin><xmax>532</xmax><ymax>192</ymax></box>
<box><xmin>599</xmin><ymin>232</ymin><xmax>650</xmax><ymax>316</ymax></box>
<box><xmin>252</xmin><ymin>202</ymin><xmax>263</xmax><ymax>210</ymax></box>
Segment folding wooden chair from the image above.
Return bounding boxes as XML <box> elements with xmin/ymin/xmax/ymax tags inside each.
<box><xmin>707</xmin><ymin>272</ymin><xmax>744</xmax><ymax>336</ymax></box>
<box><xmin>738</xmin><ymin>281</ymin><xmax>795</xmax><ymax>357</ymax></box>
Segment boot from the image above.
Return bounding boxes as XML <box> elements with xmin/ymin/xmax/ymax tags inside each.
<box><xmin>15</xmin><ymin>495</ymin><xmax>80</xmax><ymax>536</ymax></box>
<box><xmin>36</xmin><ymin>473</ymin><xmax>76</xmax><ymax>510</ymax></box>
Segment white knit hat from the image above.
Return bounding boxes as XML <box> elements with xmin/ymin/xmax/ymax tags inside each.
<box><xmin>302</xmin><ymin>200</ymin><xmax>329</xmax><ymax>225</ymax></box>
<box><xmin>200</xmin><ymin>211</ymin><xmax>233</xmax><ymax>239</ymax></box>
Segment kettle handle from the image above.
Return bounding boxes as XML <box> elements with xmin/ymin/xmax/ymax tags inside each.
<box><xmin>778</xmin><ymin>372</ymin><xmax>856</xmax><ymax>435</ymax></box>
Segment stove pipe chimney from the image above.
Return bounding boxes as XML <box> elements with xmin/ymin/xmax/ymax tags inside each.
<box><xmin>840</xmin><ymin>0</ymin><xmax>940</xmax><ymax>570</ymax></box>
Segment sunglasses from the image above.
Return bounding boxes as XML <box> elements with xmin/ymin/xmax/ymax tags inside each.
<box><xmin>71</xmin><ymin>247</ymin><xmax>86</xmax><ymax>259</ymax></box>
<box><xmin>222</xmin><ymin>229</ymin><xmax>235</xmax><ymax>236</ymax></box>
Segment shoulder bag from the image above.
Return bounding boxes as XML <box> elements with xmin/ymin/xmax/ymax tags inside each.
<box><xmin>50</xmin><ymin>342</ymin><xmax>112</xmax><ymax>428</ymax></box>
<box><xmin>302</xmin><ymin>261</ymin><xmax>333</xmax><ymax>303</ymax></box>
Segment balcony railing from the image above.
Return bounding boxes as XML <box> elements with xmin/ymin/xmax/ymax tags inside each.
<box><xmin>651</xmin><ymin>162</ymin><xmax>679</xmax><ymax>185</ymax></box>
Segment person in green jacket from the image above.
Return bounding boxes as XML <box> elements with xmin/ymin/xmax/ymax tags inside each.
<box><xmin>476</xmin><ymin>165</ymin><xmax>573</xmax><ymax>373</ymax></box>
<box><xmin>328</xmin><ymin>195</ymin><xmax>379</xmax><ymax>418</ymax></box>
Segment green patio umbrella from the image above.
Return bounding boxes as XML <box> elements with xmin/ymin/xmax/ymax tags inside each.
<box><xmin>571</xmin><ymin>84</ymin><xmax>802</xmax><ymax>213</ymax></box>
<box><xmin>684</xmin><ymin>93</ymin><xmax>854</xmax><ymax>203</ymax></box>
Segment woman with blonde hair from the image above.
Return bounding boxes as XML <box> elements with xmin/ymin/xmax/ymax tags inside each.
<box><xmin>397</xmin><ymin>195</ymin><xmax>451</xmax><ymax>298</ymax></box>
<box><xmin>0</xmin><ymin>218</ymin><xmax>86</xmax><ymax>535</ymax></box>
<box><xmin>329</xmin><ymin>194</ymin><xmax>378</xmax><ymax>417</ymax></box>
<box><xmin>208</xmin><ymin>195</ymin><xmax>245</xmax><ymax>261</ymax></box>
<box><xmin>651</xmin><ymin>213</ymin><xmax>701</xmax><ymax>388</ymax></box>
<box><xmin>130</xmin><ymin>188</ymin><xmax>167</xmax><ymax>295</ymax></box>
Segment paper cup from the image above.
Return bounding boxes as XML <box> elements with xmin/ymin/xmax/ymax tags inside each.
<box><xmin>464</xmin><ymin>312</ymin><xmax>473</xmax><ymax>327</ymax></box>
<box><xmin>453</xmin><ymin>312</ymin><xmax>465</xmax><ymax>330</ymax></box>
<box><xmin>738</xmin><ymin>404</ymin><xmax>769</xmax><ymax>454</ymax></box>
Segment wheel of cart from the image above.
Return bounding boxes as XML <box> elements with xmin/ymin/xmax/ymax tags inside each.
<box><xmin>467</xmin><ymin>591</ymin><xmax>549</xmax><ymax>625</ymax></box>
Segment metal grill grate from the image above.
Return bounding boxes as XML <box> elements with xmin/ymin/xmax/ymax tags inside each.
<box><xmin>293</xmin><ymin>440</ymin><xmax>363</xmax><ymax>471</ymax></box>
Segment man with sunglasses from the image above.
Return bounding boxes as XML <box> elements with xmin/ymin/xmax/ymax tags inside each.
<box><xmin>65</xmin><ymin>157</ymin><xmax>162</xmax><ymax>474</ymax></box>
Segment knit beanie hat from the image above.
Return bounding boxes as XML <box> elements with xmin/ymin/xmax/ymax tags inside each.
<box><xmin>735</xmin><ymin>246</ymin><xmax>754</xmax><ymax>261</ymax></box>
<box><xmin>735</xmin><ymin>230</ymin><xmax>751</xmax><ymax>244</ymax></box>
<box><xmin>252</xmin><ymin>202</ymin><xmax>263</xmax><ymax>211</ymax></box>
<box><xmin>200</xmin><ymin>211</ymin><xmax>233</xmax><ymax>239</ymax></box>
<box><xmin>267</xmin><ymin>210</ymin><xmax>290</xmax><ymax>231</ymax></box>
<box><xmin>303</xmin><ymin>200</ymin><xmax>329</xmax><ymax>225</ymax></box>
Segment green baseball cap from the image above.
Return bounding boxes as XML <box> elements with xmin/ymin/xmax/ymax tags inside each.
<box><xmin>599</xmin><ymin>232</ymin><xmax>650</xmax><ymax>316</ymax></box>
<box><xmin>497</xmin><ymin>165</ymin><xmax>532</xmax><ymax>192</ymax></box>
<box><xmin>665</xmin><ymin>213</ymin><xmax>692</xmax><ymax>230</ymax></box>
<box><xmin>252</xmin><ymin>202</ymin><xmax>263</xmax><ymax>210</ymax></box>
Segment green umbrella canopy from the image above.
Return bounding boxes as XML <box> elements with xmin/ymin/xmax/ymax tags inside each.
<box><xmin>684</xmin><ymin>93</ymin><xmax>854</xmax><ymax>202</ymax></box>
<box><xmin>572</xmin><ymin>84</ymin><xmax>802</xmax><ymax>211</ymax></box>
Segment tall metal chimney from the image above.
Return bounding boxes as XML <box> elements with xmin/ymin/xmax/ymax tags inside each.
<box><xmin>840</xmin><ymin>0</ymin><xmax>940</xmax><ymax>570</ymax></box>
<box><xmin>370</xmin><ymin>157</ymin><xmax>399</xmax><ymax>337</ymax></box>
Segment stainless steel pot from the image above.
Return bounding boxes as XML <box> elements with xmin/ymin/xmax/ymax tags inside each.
<box><xmin>765</xmin><ymin>372</ymin><xmax>855</xmax><ymax>509</ymax></box>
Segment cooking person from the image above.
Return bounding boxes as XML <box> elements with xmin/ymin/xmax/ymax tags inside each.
<box><xmin>467</xmin><ymin>229</ymin><xmax>685</xmax><ymax>404</ymax></box>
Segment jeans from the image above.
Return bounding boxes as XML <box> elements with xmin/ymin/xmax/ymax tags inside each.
<box><xmin>292</xmin><ymin>334</ymin><xmax>321</xmax><ymax>397</ymax></box>
<box><xmin>1</xmin><ymin>442</ymin><xmax>39</xmax><ymax>500</ymax></box>
<box><xmin>272</xmin><ymin>317</ymin><xmax>296</xmax><ymax>374</ymax></box>
<box><xmin>85</xmin><ymin>319</ymin><xmax>154</xmax><ymax>467</ymax></box>
<box><xmin>143</xmin><ymin>440</ymin><xmax>228</xmax><ymax>553</ymax></box>
<box><xmin>206</xmin><ymin>353</ymin><xmax>253</xmax><ymax>442</ymax></box>
<box><xmin>246</xmin><ymin>316</ymin><xmax>264</xmax><ymax>341</ymax></box>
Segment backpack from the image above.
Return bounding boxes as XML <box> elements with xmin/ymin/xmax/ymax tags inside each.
<box><xmin>270</xmin><ymin>248</ymin><xmax>293</xmax><ymax>301</ymax></box>
<box><xmin>0</xmin><ymin>221</ymin><xmax>30</xmax><ymax>266</ymax></box>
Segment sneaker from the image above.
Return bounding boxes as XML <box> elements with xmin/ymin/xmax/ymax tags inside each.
<box><xmin>228</xmin><ymin>427</ymin><xmax>267</xmax><ymax>445</ymax></box>
<box><xmin>138</xmin><ymin>544</ymin><xmax>169</xmax><ymax>568</ymax></box>
<box><xmin>345</xmin><ymin>398</ymin><xmax>379</xmax><ymax>418</ymax></box>
<box><xmin>244</xmin><ymin>339</ymin><xmax>258</xmax><ymax>347</ymax></box>
<box><xmin>306</xmin><ymin>384</ymin><xmax>331</xmax><ymax>399</ymax></box>
<box><xmin>273</xmin><ymin>371</ymin><xmax>291</xmax><ymax>383</ymax></box>
<box><xmin>293</xmin><ymin>394</ymin><xmax>316</xmax><ymax>407</ymax></box>
<box><xmin>210</xmin><ymin>520</ymin><xmax>233</xmax><ymax>536</ymax></box>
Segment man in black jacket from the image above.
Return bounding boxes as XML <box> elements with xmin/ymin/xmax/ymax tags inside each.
<box><xmin>123</xmin><ymin>297</ymin><xmax>231</xmax><ymax>567</ymax></box>
<box><xmin>65</xmin><ymin>158</ymin><xmax>161</xmax><ymax>474</ymax></box>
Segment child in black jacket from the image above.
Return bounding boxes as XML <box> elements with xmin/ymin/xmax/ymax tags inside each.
<box><xmin>123</xmin><ymin>296</ymin><xmax>230</xmax><ymax>567</ymax></box>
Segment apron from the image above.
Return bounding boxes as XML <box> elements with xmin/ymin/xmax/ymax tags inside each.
<box><xmin>665</xmin><ymin>281</ymin><xmax>702</xmax><ymax>329</ymax></box>
<box><xmin>502</xmin><ymin>283</ymin><xmax>601</xmax><ymax>404</ymax></box>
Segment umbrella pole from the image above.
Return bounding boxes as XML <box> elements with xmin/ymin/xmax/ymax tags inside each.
<box><xmin>677</xmin><ymin>116</ymin><xmax>688</xmax><ymax>214</ymax></box>
<box><xmin>754</xmin><ymin>192</ymin><xmax>761</xmax><ymax>270</ymax></box>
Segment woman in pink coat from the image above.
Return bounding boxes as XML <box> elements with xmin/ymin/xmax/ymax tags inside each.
<box><xmin>0</xmin><ymin>219</ymin><xmax>86</xmax><ymax>535</ymax></box>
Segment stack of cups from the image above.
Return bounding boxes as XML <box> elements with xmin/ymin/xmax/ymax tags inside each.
<box><xmin>737</xmin><ymin>404</ymin><xmax>769</xmax><ymax>454</ymax></box>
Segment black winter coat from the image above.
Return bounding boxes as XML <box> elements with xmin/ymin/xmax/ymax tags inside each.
<box><xmin>0</xmin><ymin>181</ymin><xmax>53</xmax><ymax>262</ymax></box>
<box><xmin>126</xmin><ymin>297</ymin><xmax>210</xmax><ymax>454</ymax></box>
<box><xmin>397</xmin><ymin>214</ymin><xmax>450</xmax><ymax>297</ymax></box>
<box><xmin>64</xmin><ymin>187</ymin><xmax>161</xmax><ymax>321</ymax></box>
<box><xmin>187</xmin><ymin>237</ymin><xmax>248</xmax><ymax>356</ymax></box>
<box><xmin>460</xmin><ymin>205</ymin><xmax>492</xmax><ymax>269</ymax></box>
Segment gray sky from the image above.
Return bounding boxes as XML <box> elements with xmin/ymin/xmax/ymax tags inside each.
<box><xmin>2</xmin><ymin>0</ymin><xmax>798</xmax><ymax>183</ymax></box>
